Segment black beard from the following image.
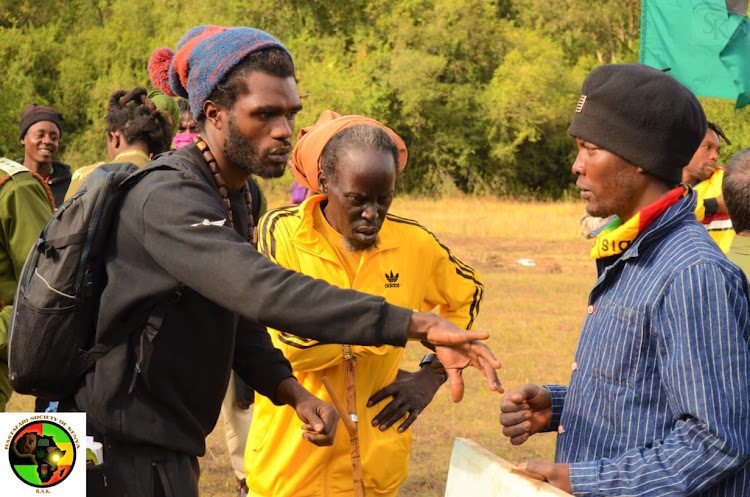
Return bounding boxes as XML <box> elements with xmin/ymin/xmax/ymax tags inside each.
<box><xmin>223</xmin><ymin>116</ymin><xmax>285</xmax><ymax>179</ymax></box>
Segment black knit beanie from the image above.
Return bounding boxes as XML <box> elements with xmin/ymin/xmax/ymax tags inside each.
<box><xmin>568</xmin><ymin>64</ymin><xmax>707</xmax><ymax>186</ymax></box>
<box><xmin>19</xmin><ymin>104</ymin><xmax>63</xmax><ymax>140</ymax></box>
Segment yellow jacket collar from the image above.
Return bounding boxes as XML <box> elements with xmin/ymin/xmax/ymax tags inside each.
<box><xmin>291</xmin><ymin>195</ymin><xmax>400</xmax><ymax>260</ymax></box>
<box><xmin>112</xmin><ymin>149</ymin><xmax>151</xmax><ymax>168</ymax></box>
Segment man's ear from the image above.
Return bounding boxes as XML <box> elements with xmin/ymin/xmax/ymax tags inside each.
<box><xmin>109</xmin><ymin>131</ymin><xmax>121</xmax><ymax>150</ymax></box>
<box><xmin>318</xmin><ymin>170</ymin><xmax>329</xmax><ymax>194</ymax></box>
<box><xmin>203</xmin><ymin>100</ymin><xmax>224</xmax><ymax>131</ymax></box>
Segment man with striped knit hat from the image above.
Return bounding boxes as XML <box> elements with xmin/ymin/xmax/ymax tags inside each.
<box><xmin>73</xmin><ymin>25</ymin><xmax>501</xmax><ymax>497</ymax></box>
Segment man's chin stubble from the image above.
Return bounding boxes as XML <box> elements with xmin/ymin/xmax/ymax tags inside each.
<box><xmin>344</xmin><ymin>236</ymin><xmax>378</xmax><ymax>253</ymax></box>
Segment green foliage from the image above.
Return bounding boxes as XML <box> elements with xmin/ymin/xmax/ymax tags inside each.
<box><xmin>0</xmin><ymin>0</ymin><xmax>746</xmax><ymax>197</ymax></box>
<box><xmin>699</xmin><ymin>97</ymin><xmax>750</xmax><ymax>164</ymax></box>
<box><xmin>483</xmin><ymin>27</ymin><xmax>579</xmax><ymax>195</ymax></box>
<box><xmin>515</xmin><ymin>0</ymin><xmax>641</xmax><ymax>64</ymax></box>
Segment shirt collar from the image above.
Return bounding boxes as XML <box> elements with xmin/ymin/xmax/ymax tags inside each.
<box><xmin>596</xmin><ymin>190</ymin><xmax>698</xmax><ymax>273</ymax></box>
<box><xmin>292</xmin><ymin>195</ymin><xmax>400</xmax><ymax>255</ymax></box>
<box><xmin>113</xmin><ymin>149</ymin><xmax>151</xmax><ymax>168</ymax></box>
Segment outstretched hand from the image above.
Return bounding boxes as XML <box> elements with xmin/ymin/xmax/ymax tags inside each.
<box><xmin>435</xmin><ymin>340</ymin><xmax>503</xmax><ymax>402</ymax></box>
<box><xmin>408</xmin><ymin>312</ymin><xmax>502</xmax><ymax>402</ymax></box>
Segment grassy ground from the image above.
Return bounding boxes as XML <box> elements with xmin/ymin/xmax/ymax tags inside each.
<box><xmin>7</xmin><ymin>195</ymin><xmax>596</xmax><ymax>496</ymax></box>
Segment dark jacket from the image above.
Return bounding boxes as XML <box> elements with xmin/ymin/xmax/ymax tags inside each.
<box><xmin>15</xmin><ymin>159</ymin><xmax>71</xmax><ymax>208</ymax></box>
<box><xmin>74</xmin><ymin>144</ymin><xmax>411</xmax><ymax>456</ymax></box>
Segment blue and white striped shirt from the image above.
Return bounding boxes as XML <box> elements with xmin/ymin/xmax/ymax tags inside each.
<box><xmin>546</xmin><ymin>193</ymin><xmax>750</xmax><ymax>496</ymax></box>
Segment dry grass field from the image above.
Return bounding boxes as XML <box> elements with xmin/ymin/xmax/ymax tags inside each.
<box><xmin>7</xmin><ymin>195</ymin><xmax>597</xmax><ymax>496</ymax></box>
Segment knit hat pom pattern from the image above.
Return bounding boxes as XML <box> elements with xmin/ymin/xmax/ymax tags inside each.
<box><xmin>148</xmin><ymin>47</ymin><xmax>176</xmax><ymax>97</ymax></box>
<box><xmin>147</xmin><ymin>25</ymin><xmax>292</xmax><ymax>120</ymax></box>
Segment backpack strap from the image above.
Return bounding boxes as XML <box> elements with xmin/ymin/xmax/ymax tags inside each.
<box><xmin>75</xmin><ymin>162</ymin><xmax>138</xmax><ymax>195</ymax></box>
<box><xmin>28</xmin><ymin>171</ymin><xmax>56</xmax><ymax>211</ymax></box>
<box><xmin>120</xmin><ymin>160</ymin><xmax>181</xmax><ymax>187</ymax></box>
<box><xmin>0</xmin><ymin>157</ymin><xmax>29</xmax><ymax>176</ymax></box>
<box><xmin>70</xmin><ymin>163</ymin><xmax>182</xmax><ymax>376</ymax></box>
<box><xmin>76</xmin><ymin>285</ymin><xmax>185</xmax><ymax>376</ymax></box>
<box><xmin>0</xmin><ymin>159</ymin><xmax>55</xmax><ymax>211</ymax></box>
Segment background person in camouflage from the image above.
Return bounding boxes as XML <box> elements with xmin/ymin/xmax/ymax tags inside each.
<box><xmin>0</xmin><ymin>157</ymin><xmax>54</xmax><ymax>411</ymax></box>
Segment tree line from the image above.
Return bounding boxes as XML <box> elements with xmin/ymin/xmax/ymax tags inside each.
<box><xmin>2</xmin><ymin>0</ymin><xmax>749</xmax><ymax>197</ymax></box>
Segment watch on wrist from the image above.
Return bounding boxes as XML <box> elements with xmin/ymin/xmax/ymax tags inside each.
<box><xmin>419</xmin><ymin>353</ymin><xmax>438</xmax><ymax>368</ymax></box>
<box><xmin>419</xmin><ymin>353</ymin><xmax>446</xmax><ymax>376</ymax></box>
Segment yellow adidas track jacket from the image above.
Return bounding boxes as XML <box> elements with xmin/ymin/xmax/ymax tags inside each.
<box><xmin>246</xmin><ymin>195</ymin><xmax>483</xmax><ymax>497</ymax></box>
<box><xmin>693</xmin><ymin>168</ymin><xmax>735</xmax><ymax>253</ymax></box>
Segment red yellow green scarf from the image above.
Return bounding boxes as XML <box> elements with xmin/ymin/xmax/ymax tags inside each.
<box><xmin>591</xmin><ymin>186</ymin><xmax>688</xmax><ymax>259</ymax></box>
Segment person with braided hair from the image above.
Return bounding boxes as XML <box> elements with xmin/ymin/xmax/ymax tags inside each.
<box><xmin>65</xmin><ymin>86</ymin><xmax>173</xmax><ymax>200</ymax></box>
<box><xmin>0</xmin><ymin>157</ymin><xmax>54</xmax><ymax>412</ymax></box>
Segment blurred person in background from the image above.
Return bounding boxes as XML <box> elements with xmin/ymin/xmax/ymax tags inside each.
<box><xmin>0</xmin><ymin>157</ymin><xmax>54</xmax><ymax>412</ymax></box>
<box><xmin>174</xmin><ymin>98</ymin><xmax>199</xmax><ymax>149</ymax></box>
<box><xmin>290</xmin><ymin>179</ymin><xmax>313</xmax><ymax>204</ymax></box>
<box><xmin>682</xmin><ymin>121</ymin><xmax>735</xmax><ymax>252</ymax></box>
<box><xmin>65</xmin><ymin>87</ymin><xmax>173</xmax><ymax>200</ymax></box>
<box><xmin>16</xmin><ymin>104</ymin><xmax>70</xmax><ymax>207</ymax></box>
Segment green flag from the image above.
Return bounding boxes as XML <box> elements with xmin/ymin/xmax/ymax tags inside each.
<box><xmin>640</xmin><ymin>0</ymin><xmax>750</xmax><ymax>108</ymax></box>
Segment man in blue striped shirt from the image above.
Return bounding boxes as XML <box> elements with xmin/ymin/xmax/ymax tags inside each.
<box><xmin>500</xmin><ymin>64</ymin><xmax>750</xmax><ymax>496</ymax></box>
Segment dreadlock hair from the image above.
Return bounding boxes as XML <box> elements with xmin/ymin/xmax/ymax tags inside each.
<box><xmin>197</xmin><ymin>47</ymin><xmax>295</xmax><ymax>124</ymax></box>
<box><xmin>723</xmin><ymin>148</ymin><xmax>750</xmax><ymax>233</ymax></box>
<box><xmin>708</xmin><ymin>121</ymin><xmax>731</xmax><ymax>145</ymax></box>
<box><xmin>321</xmin><ymin>124</ymin><xmax>402</xmax><ymax>185</ymax></box>
<box><xmin>106</xmin><ymin>87</ymin><xmax>173</xmax><ymax>156</ymax></box>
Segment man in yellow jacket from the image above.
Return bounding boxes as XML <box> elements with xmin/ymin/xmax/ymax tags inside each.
<box><xmin>246</xmin><ymin>112</ymin><xmax>487</xmax><ymax>497</ymax></box>
<box><xmin>682</xmin><ymin>121</ymin><xmax>735</xmax><ymax>252</ymax></box>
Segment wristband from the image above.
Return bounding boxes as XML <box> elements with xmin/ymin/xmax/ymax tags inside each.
<box><xmin>419</xmin><ymin>353</ymin><xmax>447</xmax><ymax>378</ymax></box>
<box><xmin>419</xmin><ymin>353</ymin><xmax>439</xmax><ymax>368</ymax></box>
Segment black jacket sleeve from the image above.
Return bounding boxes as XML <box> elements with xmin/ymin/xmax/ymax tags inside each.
<box><xmin>130</xmin><ymin>169</ymin><xmax>411</xmax><ymax>348</ymax></box>
<box><xmin>233</xmin><ymin>318</ymin><xmax>293</xmax><ymax>405</ymax></box>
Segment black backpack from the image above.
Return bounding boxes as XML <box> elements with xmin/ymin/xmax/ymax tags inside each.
<box><xmin>8</xmin><ymin>162</ymin><xmax>171</xmax><ymax>400</ymax></box>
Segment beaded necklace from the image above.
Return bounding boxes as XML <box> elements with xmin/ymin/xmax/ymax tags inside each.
<box><xmin>193</xmin><ymin>136</ymin><xmax>255</xmax><ymax>245</ymax></box>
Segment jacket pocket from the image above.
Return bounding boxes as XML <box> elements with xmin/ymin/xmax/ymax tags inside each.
<box><xmin>583</xmin><ymin>303</ymin><xmax>648</xmax><ymax>387</ymax></box>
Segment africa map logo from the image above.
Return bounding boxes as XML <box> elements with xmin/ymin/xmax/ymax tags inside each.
<box><xmin>8</xmin><ymin>420</ymin><xmax>76</xmax><ymax>488</ymax></box>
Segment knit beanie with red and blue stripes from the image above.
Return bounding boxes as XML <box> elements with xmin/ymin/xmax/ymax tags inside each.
<box><xmin>148</xmin><ymin>26</ymin><xmax>293</xmax><ymax>120</ymax></box>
